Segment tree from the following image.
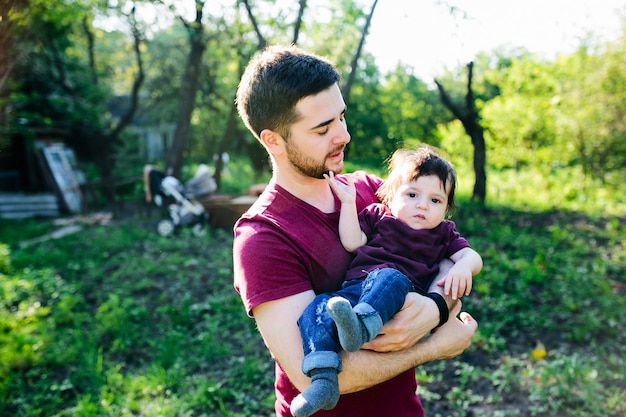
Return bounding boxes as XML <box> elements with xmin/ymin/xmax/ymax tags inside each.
<box><xmin>85</xmin><ymin>5</ymin><xmax>145</xmax><ymax>202</ymax></box>
<box><xmin>553</xmin><ymin>38</ymin><xmax>626</xmax><ymax>186</ymax></box>
<box><xmin>341</xmin><ymin>0</ymin><xmax>378</xmax><ymax>103</ymax></box>
<box><xmin>166</xmin><ymin>0</ymin><xmax>208</xmax><ymax>178</ymax></box>
<box><xmin>380</xmin><ymin>65</ymin><xmax>448</xmax><ymax>148</ymax></box>
<box><xmin>435</xmin><ymin>62</ymin><xmax>487</xmax><ymax>203</ymax></box>
<box><xmin>0</xmin><ymin>0</ymin><xmax>25</xmax><ymax>101</ymax></box>
<box><xmin>2</xmin><ymin>0</ymin><xmax>146</xmax><ymax>203</ymax></box>
<box><xmin>215</xmin><ymin>0</ymin><xmax>311</xmax><ymax>185</ymax></box>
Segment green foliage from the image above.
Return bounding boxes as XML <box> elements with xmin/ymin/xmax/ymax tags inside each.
<box><xmin>416</xmin><ymin>200</ymin><xmax>625</xmax><ymax>417</ymax></box>
<box><xmin>4</xmin><ymin>0</ymin><xmax>624</xmax><ymax>203</ymax></box>
<box><xmin>217</xmin><ymin>158</ymin><xmax>272</xmax><ymax>195</ymax></box>
<box><xmin>5</xmin><ymin>0</ymin><xmax>108</xmax><ymax>129</ymax></box>
<box><xmin>2</xmin><ymin>3</ymin><xmax>626</xmax><ymax>414</ymax></box>
<box><xmin>1</xmin><ymin>176</ymin><xmax>624</xmax><ymax>416</ymax></box>
<box><xmin>0</xmin><ymin>220</ymin><xmax>273</xmax><ymax>416</ymax></box>
<box><xmin>378</xmin><ymin>65</ymin><xmax>448</xmax><ymax>150</ymax></box>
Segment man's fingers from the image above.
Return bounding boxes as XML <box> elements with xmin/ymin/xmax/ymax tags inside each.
<box><xmin>459</xmin><ymin>311</ymin><xmax>477</xmax><ymax>329</ymax></box>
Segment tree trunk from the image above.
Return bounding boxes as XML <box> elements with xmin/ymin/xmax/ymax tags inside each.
<box><xmin>166</xmin><ymin>0</ymin><xmax>206</xmax><ymax>178</ymax></box>
<box><xmin>434</xmin><ymin>62</ymin><xmax>487</xmax><ymax>203</ymax></box>
<box><xmin>470</xmin><ymin>130</ymin><xmax>486</xmax><ymax>202</ymax></box>
<box><xmin>292</xmin><ymin>0</ymin><xmax>307</xmax><ymax>45</ymax></box>
<box><xmin>89</xmin><ymin>6</ymin><xmax>144</xmax><ymax>205</ymax></box>
<box><xmin>213</xmin><ymin>104</ymin><xmax>239</xmax><ymax>188</ymax></box>
<box><xmin>241</xmin><ymin>0</ymin><xmax>267</xmax><ymax>50</ymax></box>
<box><xmin>342</xmin><ymin>0</ymin><xmax>378</xmax><ymax>103</ymax></box>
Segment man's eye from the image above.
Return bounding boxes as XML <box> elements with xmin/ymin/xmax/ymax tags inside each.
<box><xmin>317</xmin><ymin>128</ymin><xmax>329</xmax><ymax>135</ymax></box>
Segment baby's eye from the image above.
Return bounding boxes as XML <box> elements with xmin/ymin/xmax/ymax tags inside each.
<box><xmin>431</xmin><ymin>198</ymin><xmax>441</xmax><ymax>204</ymax></box>
<box><xmin>408</xmin><ymin>193</ymin><xmax>417</xmax><ymax>198</ymax></box>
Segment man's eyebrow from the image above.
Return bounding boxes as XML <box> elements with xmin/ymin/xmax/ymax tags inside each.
<box><xmin>309</xmin><ymin>107</ymin><xmax>346</xmax><ymax>131</ymax></box>
<box><xmin>309</xmin><ymin>119</ymin><xmax>333</xmax><ymax>131</ymax></box>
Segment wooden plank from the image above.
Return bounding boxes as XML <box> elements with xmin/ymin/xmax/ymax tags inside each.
<box><xmin>0</xmin><ymin>193</ymin><xmax>60</xmax><ymax>219</ymax></box>
<box><xmin>0</xmin><ymin>193</ymin><xmax>57</xmax><ymax>203</ymax></box>
<box><xmin>198</xmin><ymin>194</ymin><xmax>257</xmax><ymax>229</ymax></box>
<box><xmin>37</xmin><ymin>143</ymin><xmax>82</xmax><ymax>213</ymax></box>
<box><xmin>0</xmin><ymin>202</ymin><xmax>58</xmax><ymax>211</ymax></box>
<box><xmin>0</xmin><ymin>210</ymin><xmax>60</xmax><ymax>219</ymax></box>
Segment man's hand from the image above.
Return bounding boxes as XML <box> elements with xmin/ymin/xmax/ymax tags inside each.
<box><xmin>425</xmin><ymin>301</ymin><xmax>477</xmax><ymax>360</ymax></box>
<box><xmin>362</xmin><ymin>292</ymin><xmax>439</xmax><ymax>352</ymax></box>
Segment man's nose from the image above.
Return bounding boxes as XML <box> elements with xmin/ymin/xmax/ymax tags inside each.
<box><xmin>333</xmin><ymin>122</ymin><xmax>351</xmax><ymax>145</ymax></box>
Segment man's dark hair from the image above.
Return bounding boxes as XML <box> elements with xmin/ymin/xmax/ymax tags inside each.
<box><xmin>236</xmin><ymin>45</ymin><xmax>342</xmax><ymax>140</ymax></box>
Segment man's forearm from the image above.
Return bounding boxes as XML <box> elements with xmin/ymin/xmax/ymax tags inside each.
<box><xmin>337</xmin><ymin>294</ymin><xmax>441</xmax><ymax>393</ymax></box>
<box><xmin>338</xmin><ymin>300</ymin><xmax>475</xmax><ymax>394</ymax></box>
<box><xmin>337</xmin><ymin>336</ymin><xmax>440</xmax><ymax>394</ymax></box>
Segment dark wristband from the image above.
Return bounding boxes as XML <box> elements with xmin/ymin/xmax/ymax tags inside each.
<box><xmin>426</xmin><ymin>292</ymin><xmax>449</xmax><ymax>328</ymax></box>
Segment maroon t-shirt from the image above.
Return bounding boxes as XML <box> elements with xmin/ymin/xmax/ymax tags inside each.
<box><xmin>233</xmin><ymin>171</ymin><xmax>424</xmax><ymax>417</ymax></box>
<box><xmin>347</xmin><ymin>203</ymin><xmax>470</xmax><ymax>294</ymax></box>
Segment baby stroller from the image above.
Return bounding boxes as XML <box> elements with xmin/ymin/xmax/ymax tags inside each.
<box><xmin>148</xmin><ymin>164</ymin><xmax>217</xmax><ymax>237</ymax></box>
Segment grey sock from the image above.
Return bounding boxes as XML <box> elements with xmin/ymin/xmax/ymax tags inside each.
<box><xmin>290</xmin><ymin>368</ymin><xmax>340</xmax><ymax>417</ymax></box>
<box><xmin>327</xmin><ymin>296</ymin><xmax>368</xmax><ymax>352</ymax></box>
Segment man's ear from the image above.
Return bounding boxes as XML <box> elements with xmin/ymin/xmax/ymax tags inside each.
<box><xmin>260</xmin><ymin>129</ymin><xmax>284</xmax><ymax>156</ymax></box>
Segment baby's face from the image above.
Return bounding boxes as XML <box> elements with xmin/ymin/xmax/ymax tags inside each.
<box><xmin>389</xmin><ymin>175</ymin><xmax>449</xmax><ymax>230</ymax></box>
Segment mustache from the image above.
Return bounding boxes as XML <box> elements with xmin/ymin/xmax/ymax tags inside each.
<box><xmin>327</xmin><ymin>144</ymin><xmax>347</xmax><ymax>157</ymax></box>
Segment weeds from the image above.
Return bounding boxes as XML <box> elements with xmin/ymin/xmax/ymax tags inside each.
<box><xmin>0</xmin><ymin>219</ymin><xmax>272</xmax><ymax>416</ymax></box>
<box><xmin>0</xmin><ymin>193</ymin><xmax>624</xmax><ymax>416</ymax></box>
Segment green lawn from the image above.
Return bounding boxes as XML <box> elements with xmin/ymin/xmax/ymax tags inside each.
<box><xmin>0</xmin><ymin>197</ymin><xmax>624</xmax><ymax>416</ymax></box>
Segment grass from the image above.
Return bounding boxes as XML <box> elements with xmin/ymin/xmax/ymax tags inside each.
<box><xmin>0</xmin><ymin>216</ymin><xmax>275</xmax><ymax>417</ymax></box>
<box><xmin>417</xmin><ymin>203</ymin><xmax>626</xmax><ymax>417</ymax></box>
<box><xmin>0</xmin><ymin>166</ymin><xmax>624</xmax><ymax>416</ymax></box>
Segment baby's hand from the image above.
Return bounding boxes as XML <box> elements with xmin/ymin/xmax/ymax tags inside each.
<box><xmin>324</xmin><ymin>171</ymin><xmax>356</xmax><ymax>204</ymax></box>
<box><xmin>436</xmin><ymin>266</ymin><xmax>473</xmax><ymax>300</ymax></box>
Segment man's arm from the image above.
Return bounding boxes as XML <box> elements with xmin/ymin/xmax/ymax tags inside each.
<box><xmin>340</xmin><ymin>301</ymin><xmax>476</xmax><ymax>394</ymax></box>
<box><xmin>360</xmin><ymin>291</ymin><xmax>439</xmax><ymax>352</ymax></box>
<box><xmin>253</xmin><ymin>289</ymin><xmax>477</xmax><ymax>394</ymax></box>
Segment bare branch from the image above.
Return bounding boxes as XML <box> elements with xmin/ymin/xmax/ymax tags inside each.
<box><xmin>82</xmin><ymin>16</ymin><xmax>97</xmax><ymax>85</ymax></box>
<box><xmin>465</xmin><ymin>61</ymin><xmax>474</xmax><ymax>115</ymax></box>
<box><xmin>109</xmin><ymin>5</ymin><xmax>145</xmax><ymax>139</ymax></box>
<box><xmin>292</xmin><ymin>0</ymin><xmax>307</xmax><ymax>45</ymax></box>
<box><xmin>342</xmin><ymin>0</ymin><xmax>378</xmax><ymax>102</ymax></box>
<box><xmin>434</xmin><ymin>79</ymin><xmax>464</xmax><ymax>121</ymax></box>
<box><xmin>240</xmin><ymin>0</ymin><xmax>266</xmax><ymax>50</ymax></box>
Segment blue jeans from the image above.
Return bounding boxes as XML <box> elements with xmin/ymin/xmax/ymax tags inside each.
<box><xmin>297</xmin><ymin>268</ymin><xmax>414</xmax><ymax>374</ymax></box>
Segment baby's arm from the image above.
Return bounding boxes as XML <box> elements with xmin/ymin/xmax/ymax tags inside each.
<box><xmin>436</xmin><ymin>247</ymin><xmax>483</xmax><ymax>300</ymax></box>
<box><xmin>324</xmin><ymin>172</ymin><xmax>367</xmax><ymax>252</ymax></box>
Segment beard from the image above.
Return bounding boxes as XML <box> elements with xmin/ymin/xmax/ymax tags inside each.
<box><xmin>285</xmin><ymin>142</ymin><xmax>345</xmax><ymax>179</ymax></box>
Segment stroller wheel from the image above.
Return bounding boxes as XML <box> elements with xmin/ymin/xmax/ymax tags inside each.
<box><xmin>192</xmin><ymin>223</ymin><xmax>207</xmax><ymax>237</ymax></box>
<box><xmin>157</xmin><ymin>219</ymin><xmax>175</xmax><ymax>236</ymax></box>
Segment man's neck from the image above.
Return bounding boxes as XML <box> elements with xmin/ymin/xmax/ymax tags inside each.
<box><xmin>273</xmin><ymin>169</ymin><xmax>336</xmax><ymax>213</ymax></box>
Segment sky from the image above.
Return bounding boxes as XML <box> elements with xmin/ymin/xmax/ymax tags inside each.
<box><xmin>365</xmin><ymin>0</ymin><xmax>625</xmax><ymax>79</ymax></box>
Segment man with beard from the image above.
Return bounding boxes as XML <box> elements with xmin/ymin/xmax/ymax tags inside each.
<box><xmin>233</xmin><ymin>45</ymin><xmax>477</xmax><ymax>417</ymax></box>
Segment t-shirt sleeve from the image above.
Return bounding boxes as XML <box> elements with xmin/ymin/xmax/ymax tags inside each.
<box><xmin>443</xmin><ymin>220</ymin><xmax>471</xmax><ymax>258</ymax></box>
<box><xmin>357</xmin><ymin>203</ymin><xmax>386</xmax><ymax>240</ymax></box>
<box><xmin>233</xmin><ymin>220</ymin><xmax>313</xmax><ymax>317</ymax></box>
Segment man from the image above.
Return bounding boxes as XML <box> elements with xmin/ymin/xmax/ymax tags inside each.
<box><xmin>233</xmin><ymin>45</ymin><xmax>477</xmax><ymax>417</ymax></box>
